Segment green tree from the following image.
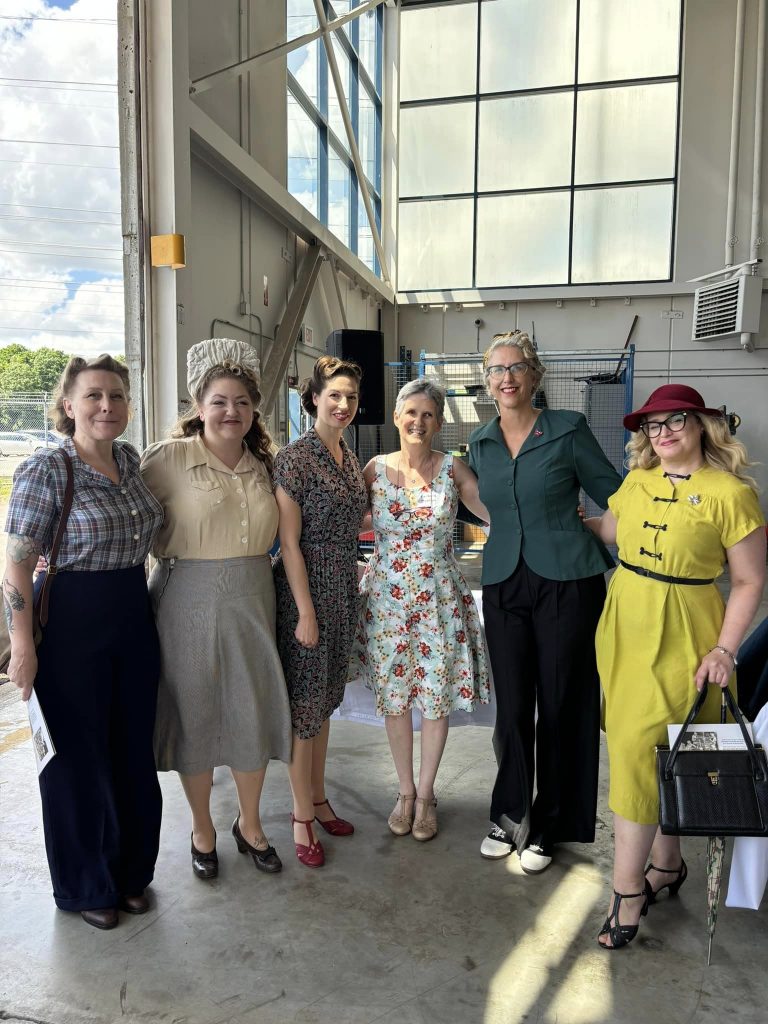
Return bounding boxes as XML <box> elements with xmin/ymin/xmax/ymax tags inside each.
<box><xmin>0</xmin><ymin>343</ymin><xmax>70</xmax><ymax>394</ymax></box>
<box><xmin>31</xmin><ymin>348</ymin><xmax>69</xmax><ymax>392</ymax></box>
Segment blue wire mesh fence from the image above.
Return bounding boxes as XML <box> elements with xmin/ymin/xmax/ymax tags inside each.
<box><xmin>355</xmin><ymin>347</ymin><xmax>634</xmax><ymax>550</ymax></box>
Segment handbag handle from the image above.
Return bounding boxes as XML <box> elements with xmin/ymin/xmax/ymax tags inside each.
<box><xmin>36</xmin><ymin>449</ymin><xmax>74</xmax><ymax>628</ymax></box>
<box><xmin>665</xmin><ymin>684</ymin><xmax>765</xmax><ymax>782</ymax></box>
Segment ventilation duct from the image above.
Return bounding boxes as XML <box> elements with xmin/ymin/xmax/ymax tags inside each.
<box><xmin>691</xmin><ymin>274</ymin><xmax>762</xmax><ymax>341</ymax></box>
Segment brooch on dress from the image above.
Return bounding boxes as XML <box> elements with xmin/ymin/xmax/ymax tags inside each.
<box><xmin>534</xmin><ymin>428</ymin><xmax>543</xmax><ymax>437</ymax></box>
<box><xmin>688</xmin><ymin>494</ymin><xmax>701</xmax><ymax>506</ymax></box>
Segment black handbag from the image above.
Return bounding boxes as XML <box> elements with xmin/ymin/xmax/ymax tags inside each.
<box><xmin>656</xmin><ymin>685</ymin><xmax>768</xmax><ymax>837</ymax></box>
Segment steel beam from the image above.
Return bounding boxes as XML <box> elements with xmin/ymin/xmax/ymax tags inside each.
<box><xmin>188</xmin><ymin>100</ymin><xmax>394</xmax><ymax>303</ymax></box>
<box><xmin>312</xmin><ymin>0</ymin><xmax>390</xmax><ymax>288</ymax></box>
<box><xmin>261</xmin><ymin>244</ymin><xmax>324</xmax><ymax>414</ymax></box>
<box><xmin>190</xmin><ymin>0</ymin><xmax>384</xmax><ymax>96</ymax></box>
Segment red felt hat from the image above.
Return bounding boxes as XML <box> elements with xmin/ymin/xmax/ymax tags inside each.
<box><xmin>623</xmin><ymin>384</ymin><xmax>724</xmax><ymax>432</ymax></box>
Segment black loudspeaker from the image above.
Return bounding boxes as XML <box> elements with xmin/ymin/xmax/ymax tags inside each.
<box><xmin>326</xmin><ymin>329</ymin><xmax>385</xmax><ymax>425</ymax></box>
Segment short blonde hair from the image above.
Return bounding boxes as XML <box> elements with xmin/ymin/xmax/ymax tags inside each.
<box><xmin>482</xmin><ymin>331</ymin><xmax>546</xmax><ymax>388</ymax></box>
<box><xmin>51</xmin><ymin>354</ymin><xmax>131</xmax><ymax>437</ymax></box>
<box><xmin>626</xmin><ymin>411</ymin><xmax>759</xmax><ymax>491</ymax></box>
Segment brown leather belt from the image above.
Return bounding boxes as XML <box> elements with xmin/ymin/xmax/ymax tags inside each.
<box><xmin>619</xmin><ymin>559</ymin><xmax>714</xmax><ymax>586</ymax></box>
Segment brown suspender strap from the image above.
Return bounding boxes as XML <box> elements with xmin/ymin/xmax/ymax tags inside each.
<box><xmin>36</xmin><ymin>450</ymin><xmax>74</xmax><ymax>628</ymax></box>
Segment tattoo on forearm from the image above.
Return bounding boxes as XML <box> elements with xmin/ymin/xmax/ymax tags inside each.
<box><xmin>7</xmin><ymin>534</ymin><xmax>38</xmax><ymax>564</ymax></box>
<box><xmin>2</xmin><ymin>579</ymin><xmax>26</xmax><ymax>635</ymax></box>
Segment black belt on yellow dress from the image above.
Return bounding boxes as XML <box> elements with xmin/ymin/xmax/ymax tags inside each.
<box><xmin>618</xmin><ymin>559</ymin><xmax>715</xmax><ymax>586</ymax></box>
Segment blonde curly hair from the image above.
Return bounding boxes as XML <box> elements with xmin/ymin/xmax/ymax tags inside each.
<box><xmin>482</xmin><ymin>331</ymin><xmax>546</xmax><ymax>388</ymax></box>
<box><xmin>626</xmin><ymin>412</ymin><xmax>758</xmax><ymax>491</ymax></box>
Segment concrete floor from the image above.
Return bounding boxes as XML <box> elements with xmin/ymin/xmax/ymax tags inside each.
<box><xmin>3</xmin><ymin>676</ymin><xmax>768</xmax><ymax>1024</ymax></box>
<box><xmin>2</xmin><ymin>546</ymin><xmax>767</xmax><ymax>1023</ymax></box>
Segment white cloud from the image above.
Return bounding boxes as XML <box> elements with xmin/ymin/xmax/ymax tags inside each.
<box><xmin>0</xmin><ymin>0</ymin><xmax>125</xmax><ymax>356</ymax></box>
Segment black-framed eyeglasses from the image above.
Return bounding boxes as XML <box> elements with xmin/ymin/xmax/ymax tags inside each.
<box><xmin>639</xmin><ymin>411</ymin><xmax>688</xmax><ymax>439</ymax></box>
<box><xmin>486</xmin><ymin>361</ymin><xmax>530</xmax><ymax>380</ymax></box>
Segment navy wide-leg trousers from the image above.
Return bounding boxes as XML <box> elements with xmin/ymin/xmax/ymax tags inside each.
<box><xmin>33</xmin><ymin>564</ymin><xmax>162</xmax><ymax>911</ymax></box>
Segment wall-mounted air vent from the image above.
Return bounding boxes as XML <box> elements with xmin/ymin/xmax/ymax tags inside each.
<box><xmin>692</xmin><ymin>274</ymin><xmax>762</xmax><ymax>341</ymax></box>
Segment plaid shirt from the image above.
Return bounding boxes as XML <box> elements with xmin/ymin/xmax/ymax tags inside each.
<box><xmin>5</xmin><ymin>437</ymin><xmax>163</xmax><ymax>571</ymax></box>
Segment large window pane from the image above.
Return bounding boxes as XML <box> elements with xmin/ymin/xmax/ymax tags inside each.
<box><xmin>287</xmin><ymin>95</ymin><xmax>318</xmax><ymax>217</ymax></box>
<box><xmin>328</xmin><ymin>36</ymin><xmax>351</xmax><ymax>152</ymax></box>
<box><xmin>398</xmin><ymin>199</ymin><xmax>473</xmax><ymax>290</ymax></box>
<box><xmin>579</xmin><ymin>0</ymin><xmax>681</xmax><ymax>83</ymax></box>
<box><xmin>400</xmin><ymin>102</ymin><xmax>475</xmax><ymax>197</ymax></box>
<box><xmin>329</xmin><ymin>148</ymin><xmax>352</xmax><ymax>248</ymax></box>
<box><xmin>358</xmin><ymin>186</ymin><xmax>376</xmax><ymax>271</ymax></box>
<box><xmin>400</xmin><ymin>4</ymin><xmax>477</xmax><ymax>101</ymax></box>
<box><xmin>572</xmin><ymin>184</ymin><xmax>674</xmax><ymax>282</ymax></box>
<box><xmin>476</xmin><ymin>193</ymin><xmax>570</xmax><ymax>286</ymax></box>
<box><xmin>480</xmin><ymin>0</ymin><xmax>576</xmax><ymax>92</ymax></box>
<box><xmin>359</xmin><ymin>87</ymin><xmax>377</xmax><ymax>188</ymax></box>
<box><xmin>287</xmin><ymin>0</ymin><xmax>319</xmax><ymax>104</ymax></box>
<box><xmin>359</xmin><ymin>6</ymin><xmax>378</xmax><ymax>86</ymax></box>
<box><xmin>575</xmin><ymin>83</ymin><xmax>677</xmax><ymax>185</ymax></box>
<box><xmin>478</xmin><ymin>93</ymin><xmax>573</xmax><ymax>192</ymax></box>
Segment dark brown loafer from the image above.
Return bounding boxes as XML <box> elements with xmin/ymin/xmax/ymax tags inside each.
<box><xmin>81</xmin><ymin>907</ymin><xmax>119</xmax><ymax>930</ymax></box>
<box><xmin>191</xmin><ymin>832</ymin><xmax>218</xmax><ymax>879</ymax></box>
<box><xmin>120</xmin><ymin>892</ymin><xmax>150</xmax><ymax>914</ymax></box>
<box><xmin>232</xmin><ymin>816</ymin><xmax>282</xmax><ymax>873</ymax></box>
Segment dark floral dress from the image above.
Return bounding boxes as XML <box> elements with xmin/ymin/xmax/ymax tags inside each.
<box><xmin>273</xmin><ymin>428</ymin><xmax>367</xmax><ymax>738</ymax></box>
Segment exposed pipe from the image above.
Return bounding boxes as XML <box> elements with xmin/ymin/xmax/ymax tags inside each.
<box><xmin>725</xmin><ymin>0</ymin><xmax>746</xmax><ymax>267</ymax></box>
<box><xmin>743</xmin><ymin>0</ymin><xmax>766</xmax><ymax>350</ymax></box>
<box><xmin>749</xmin><ymin>0</ymin><xmax>766</xmax><ymax>262</ymax></box>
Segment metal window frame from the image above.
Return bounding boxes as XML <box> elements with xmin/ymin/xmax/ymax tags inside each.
<box><xmin>397</xmin><ymin>0</ymin><xmax>684</xmax><ymax>292</ymax></box>
<box><xmin>286</xmin><ymin>0</ymin><xmax>384</xmax><ymax>277</ymax></box>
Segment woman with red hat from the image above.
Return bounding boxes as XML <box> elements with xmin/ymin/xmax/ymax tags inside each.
<box><xmin>586</xmin><ymin>384</ymin><xmax>766</xmax><ymax>949</ymax></box>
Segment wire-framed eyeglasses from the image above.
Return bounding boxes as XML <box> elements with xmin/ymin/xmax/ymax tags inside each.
<box><xmin>485</xmin><ymin>361</ymin><xmax>530</xmax><ymax>380</ymax></box>
<box><xmin>639</xmin><ymin>411</ymin><xmax>688</xmax><ymax>439</ymax></box>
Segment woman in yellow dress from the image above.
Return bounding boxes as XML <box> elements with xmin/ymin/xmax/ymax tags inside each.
<box><xmin>586</xmin><ymin>384</ymin><xmax>765</xmax><ymax>950</ymax></box>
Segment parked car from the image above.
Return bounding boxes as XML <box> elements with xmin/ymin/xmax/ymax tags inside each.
<box><xmin>0</xmin><ymin>431</ymin><xmax>61</xmax><ymax>457</ymax></box>
<box><xmin>20</xmin><ymin>430</ymin><xmax>62</xmax><ymax>449</ymax></box>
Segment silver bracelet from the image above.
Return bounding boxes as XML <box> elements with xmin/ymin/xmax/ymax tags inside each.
<box><xmin>709</xmin><ymin>645</ymin><xmax>738</xmax><ymax>667</ymax></box>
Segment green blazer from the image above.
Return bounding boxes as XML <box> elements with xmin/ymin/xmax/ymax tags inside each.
<box><xmin>469</xmin><ymin>409</ymin><xmax>622</xmax><ymax>585</ymax></box>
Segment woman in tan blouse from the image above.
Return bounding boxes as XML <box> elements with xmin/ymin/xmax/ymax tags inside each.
<box><xmin>141</xmin><ymin>339</ymin><xmax>292</xmax><ymax>880</ymax></box>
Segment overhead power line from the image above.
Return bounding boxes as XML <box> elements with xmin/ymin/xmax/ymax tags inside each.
<box><xmin>0</xmin><ymin>76</ymin><xmax>116</xmax><ymax>87</ymax></box>
<box><xmin>0</xmin><ymin>213</ymin><xmax>122</xmax><ymax>228</ymax></box>
<box><xmin>0</xmin><ymin>82</ymin><xmax>116</xmax><ymax>94</ymax></box>
<box><xmin>0</xmin><ymin>158</ymin><xmax>119</xmax><ymax>170</ymax></box>
<box><xmin>0</xmin><ymin>277</ymin><xmax>123</xmax><ymax>289</ymax></box>
<box><xmin>0</xmin><ymin>15</ymin><xmax>116</xmax><ymax>24</ymax></box>
<box><xmin>0</xmin><ymin>138</ymin><xmax>119</xmax><ymax>149</ymax></box>
<box><xmin>0</xmin><ymin>247</ymin><xmax>121</xmax><ymax>261</ymax></box>
<box><xmin>0</xmin><ymin>325</ymin><xmax>123</xmax><ymax>336</ymax></box>
<box><xmin>0</xmin><ymin>203</ymin><xmax>120</xmax><ymax>216</ymax></box>
<box><xmin>0</xmin><ymin>238</ymin><xmax>122</xmax><ymax>252</ymax></box>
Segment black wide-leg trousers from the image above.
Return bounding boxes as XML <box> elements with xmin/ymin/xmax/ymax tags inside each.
<box><xmin>482</xmin><ymin>561</ymin><xmax>606</xmax><ymax>847</ymax></box>
<box><xmin>33</xmin><ymin>565</ymin><xmax>162</xmax><ymax>911</ymax></box>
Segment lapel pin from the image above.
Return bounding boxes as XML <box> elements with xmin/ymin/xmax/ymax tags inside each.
<box><xmin>534</xmin><ymin>428</ymin><xmax>543</xmax><ymax>437</ymax></box>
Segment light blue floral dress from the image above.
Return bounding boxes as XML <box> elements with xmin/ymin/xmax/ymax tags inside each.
<box><xmin>352</xmin><ymin>455</ymin><xmax>490</xmax><ymax>719</ymax></box>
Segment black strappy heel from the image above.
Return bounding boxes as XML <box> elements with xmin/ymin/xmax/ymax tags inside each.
<box><xmin>597</xmin><ymin>890</ymin><xmax>649</xmax><ymax>950</ymax></box>
<box><xmin>644</xmin><ymin>859</ymin><xmax>688</xmax><ymax>905</ymax></box>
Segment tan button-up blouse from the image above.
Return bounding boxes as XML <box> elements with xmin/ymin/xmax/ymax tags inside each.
<box><xmin>140</xmin><ymin>435</ymin><xmax>278</xmax><ymax>559</ymax></box>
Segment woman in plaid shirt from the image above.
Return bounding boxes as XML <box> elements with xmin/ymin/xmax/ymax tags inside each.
<box><xmin>3</xmin><ymin>354</ymin><xmax>163</xmax><ymax>931</ymax></box>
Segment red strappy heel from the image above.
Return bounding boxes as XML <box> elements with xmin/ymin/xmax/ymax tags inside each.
<box><xmin>313</xmin><ymin>798</ymin><xmax>355</xmax><ymax>836</ymax></box>
<box><xmin>291</xmin><ymin>814</ymin><xmax>325</xmax><ymax>867</ymax></box>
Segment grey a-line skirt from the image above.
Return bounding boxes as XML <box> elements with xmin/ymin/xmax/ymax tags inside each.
<box><xmin>149</xmin><ymin>556</ymin><xmax>292</xmax><ymax>774</ymax></box>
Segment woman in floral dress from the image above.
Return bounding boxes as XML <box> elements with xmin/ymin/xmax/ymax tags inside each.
<box><xmin>273</xmin><ymin>356</ymin><xmax>367</xmax><ymax>868</ymax></box>
<box><xmin>353</xmin><ymin>378</ymin><xmax>491</xmax><ymax>841</ymax></box>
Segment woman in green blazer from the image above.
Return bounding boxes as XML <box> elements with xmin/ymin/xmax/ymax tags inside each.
<box><xmin>469</xmin><ymin>331</ymin><xmax>622</xmax><ymax>872</ymax></box>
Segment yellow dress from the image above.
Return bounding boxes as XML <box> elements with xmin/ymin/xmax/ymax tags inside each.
<box><xmin>596</xmin><ymin>464</ymin><xmax>764</xmax><ymax>824</ymax></box>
